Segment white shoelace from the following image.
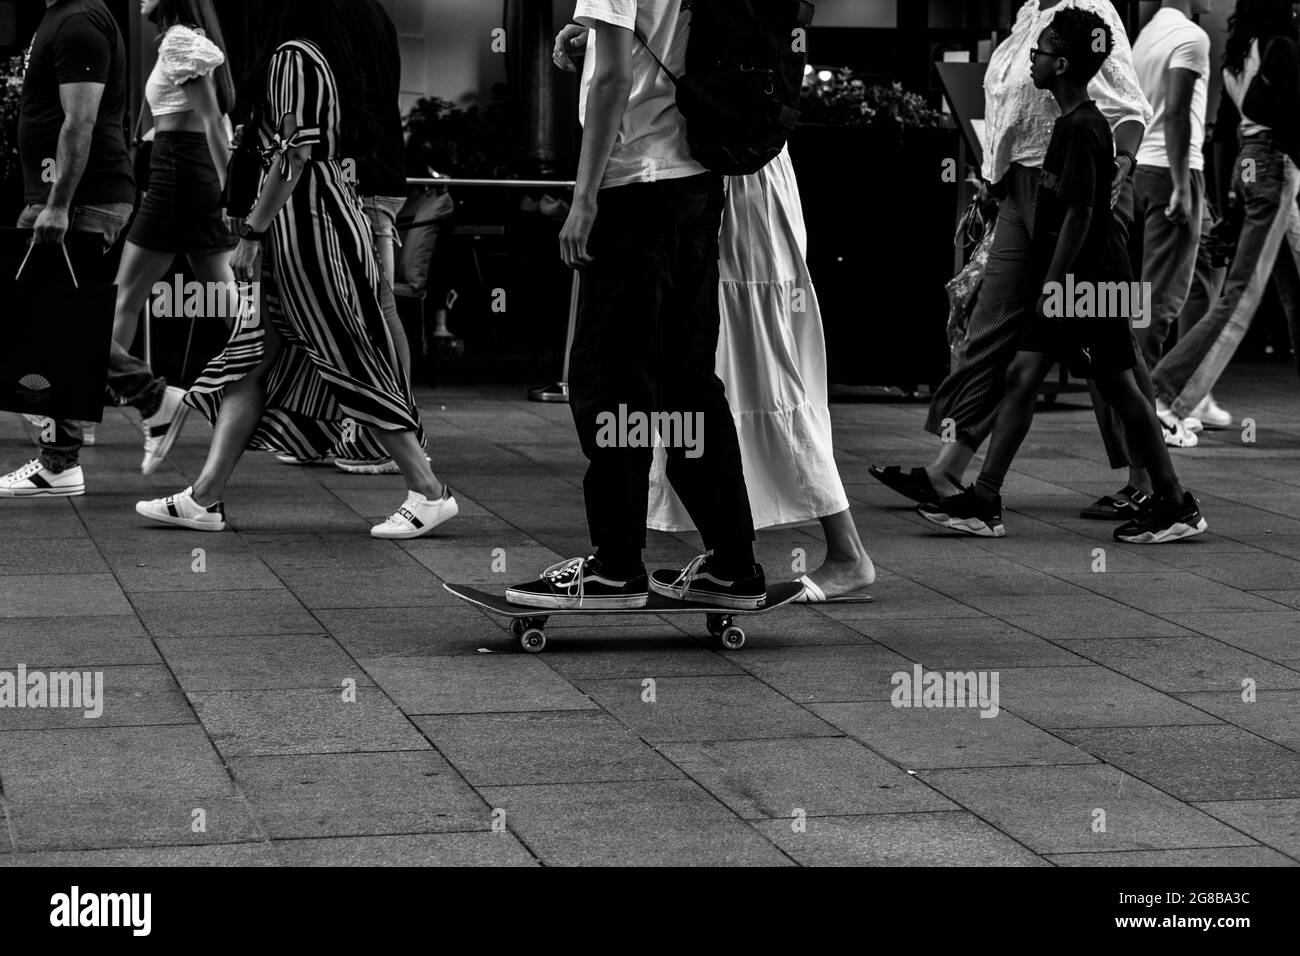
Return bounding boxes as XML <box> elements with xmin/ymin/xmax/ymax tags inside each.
<box><xmin>541</xmin><ymin>556</ymin><xmax>589</xmax><ymax>602</ymax></box>
<box><xmin>7</xmin><ymin>460</ymin><xmax>44</xmax><ymax>482</ymax></box>
<box><xmin>667</xmin><ymin>554</ymin><xmax>708</xmax><ymax>602</ymax></box>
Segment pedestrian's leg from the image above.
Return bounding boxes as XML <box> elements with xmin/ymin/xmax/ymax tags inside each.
<box><xmin>187</xmin><ymin>250</ymin><xmax>242</xmax><ymax>331</ymax></box>
<box><xmin>918</xmin><ymin>167</ymin><xmax>1039</xmax><ymax>492</ymax></box>
<box><xmin>112</xmin><ymin>242</ymin><xmax>181</xmax><ymax>350</ymax></box>
<box><xmin>370</xmin><ymin>428</ymin><xmax>442</xmax><ymax>499</ymax></box>
<box><xmin>1093</xmin><ymin>370</ymin><xmax>1184</xmax><ymax>502</ymax></box>
<box><xmin>973</xmin><ymin>350</ymin><xmax>1057</xmax><ymax>497</ymax></box>
<box><xmin>189</xmin><ymin>325</ymin><xmax>285</xmax><ymax>504</ymax></box>
<box><xmin>808</xmin><ymin>509</ymin><xmax>876</xmax><ymax>596</ymax></box>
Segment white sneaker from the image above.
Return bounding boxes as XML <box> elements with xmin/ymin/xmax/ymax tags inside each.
<box><xmin>1183</xmin><ymin>415</ymin><xmax>1203</xmax><ymax>435</ymax></box>
<box><xmin>275</xmin><ymin>453</ymin><xmax>334</xmax><ymax>466</ymax></box>
<box><xmin>1191</xmin><ymin>394</ymin><xmax>1233</xmax><ymax>429</ymax></box>
<box><xmin>135</xmin><ymin>487</ymin><xmax>226</xmax><ymax>531</ymax></box>
<box><xmin>141</xmin><ymin>386</ymin><xmax>191</xmax><ymax>476</ymax></box>
<box><xmin>336</xmin><ymin>457</ymin><xmax>401</xmax><ymax>475</ymax></box>
<box><xmin>0</xmin><ymin>459</ymin><xmax>84</xmax><ymax>497</ymax></box>
<box><xmin>371</xmin><ymin>488</ymin><xmax>458</xmax><ymax>539</ymax></box>
<box><xmin>1156</xmin><ymin>402</ymin><xmax>1199</xmax><ymax>448</ymax></box>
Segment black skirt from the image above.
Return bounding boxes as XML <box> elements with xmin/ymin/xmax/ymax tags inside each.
<box><xmin>128</xmin><ymin>131</ymin><xmax>236</xmax><ymax>255</ymax></box>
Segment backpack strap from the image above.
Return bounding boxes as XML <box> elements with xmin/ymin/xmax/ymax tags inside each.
<box><xmin>634</xmin><ymin>27</ymin><xmax>678</xmax><ymax>85</ymax></box>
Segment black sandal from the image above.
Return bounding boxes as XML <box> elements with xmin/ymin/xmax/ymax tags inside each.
<box><xmin>1080</xmin><ymin>486</ymin><xmax>1152</xmax><ymax>521</ymax></box>
<box><xmin>868</xmin><ymin>465</ymin><xmax>942</xmax><ymax>506</ymax></box>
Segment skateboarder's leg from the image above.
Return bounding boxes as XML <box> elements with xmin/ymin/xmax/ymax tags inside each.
<box><xmin>567</xmin><ymin>182</ymin><xmax>670</xmax><ymax>572</ymax></box>
<box><xmin>658</xmin><ymin>174</ymin><xmax>757</xmax><ymax>579</ymax></box>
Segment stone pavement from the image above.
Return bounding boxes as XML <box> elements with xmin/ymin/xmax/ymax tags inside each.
<box><xmin>0</xmin><ymin>359</ymin><xmax>1297</xmax><ymax>867</ymax></box>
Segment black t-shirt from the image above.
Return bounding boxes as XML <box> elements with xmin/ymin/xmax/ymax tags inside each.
<box><xmin>1032</xmin><ymin>101</ymin><xmax>1130</xmax><ymax>289</ymax></box>
<box><xmin>344</xmin><ymin>0</ymin><xmax>407</xmax><ymax>196</ymax></box>
<box><xmin>18</xmin><ymin>0</ymin><xmax>134</xmax><ymax>206</ymax></box>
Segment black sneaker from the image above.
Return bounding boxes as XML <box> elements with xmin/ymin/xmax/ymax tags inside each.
<box><xmin>917</xmin><ymin>488</ymin><xmax>1006</xmax><ymax>537</ymax></box>
<box><xmin>1114</xmin><ymin>492</ymin><xmax>1208</xmax><ymax>544</ymax></box>
<box><xmin>505</xmin><ymin>556</ymin><xmax>648</xmax><ymax>609</ymax></box>
<box><xmin>649</xmin><ymin>555</ymin><xmax>766</xmax><ymax>610</ymax></box>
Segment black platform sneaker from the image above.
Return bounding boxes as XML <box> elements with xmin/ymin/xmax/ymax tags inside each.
<box><xmin>506</xmin><ymin>556</ymin><xmax>648</xmax><ymax>609</ymax></box>
<box><xmin>649</xmin><ymin>554</ymin><xmax>767</xmax><ymax>610</ymax></box>
<box><xmin>1114</xmin><ymin>492</ymin><xmax>1208</xmax><ymax>544</ymax></box>
<box><xmin>917</xmin><ymin>488</ymin><xmax>1006</xmax><ymax>537</ymax></box>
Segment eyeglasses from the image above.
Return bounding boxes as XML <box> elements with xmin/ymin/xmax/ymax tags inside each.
<box><xmin>1030</xmin><ymin>47</ymin><xmax>1063</xmax><ymax>61</ymax></box>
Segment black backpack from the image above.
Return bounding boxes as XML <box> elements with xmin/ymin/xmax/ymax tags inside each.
<box><xmin>636</xmin><ymin>0</ymin><xmax>815</xmax><ymax>176</ymax></box>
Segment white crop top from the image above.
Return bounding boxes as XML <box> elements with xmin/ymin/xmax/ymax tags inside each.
<box><xmin>146</xmin><ymin>25</ymin><xmax>226</xmax><ymax>116</ymax></box>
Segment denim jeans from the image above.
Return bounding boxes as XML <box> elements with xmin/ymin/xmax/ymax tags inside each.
<box><xmin>1153</xmin><ymin>135</ymin><xmax>1300</xmax><ymax>416</ymax></box>
<box><xmin>361</xmin><ymin>194</ymin><xmax>407</xmax><ymax>365</ymax></box>
<box><xmin>17</xmin><ymin>202</ymin><xmax>162</xmax><ymax>472</ymax></box>
<box><xmin>1133</xmin><ymin>166</ymin><xmax>1206</xmax><ymax>369</ymax></box>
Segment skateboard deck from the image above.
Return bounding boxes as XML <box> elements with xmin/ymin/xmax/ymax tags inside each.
<box><xmin>445</xmin><ymin>580</ymin><xmax>806</xmax><ymax>653</ymax></box>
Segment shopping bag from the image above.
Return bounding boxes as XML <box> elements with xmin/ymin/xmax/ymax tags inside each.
<box><xmin>945</xmin><ymin>219</ymin><xmax>997</xmax><ymax>356</ymax></box>
<box><xmin>0</xmin><ymin>236</ymin><xmax>117</xmax><ymax>422</ymax></box>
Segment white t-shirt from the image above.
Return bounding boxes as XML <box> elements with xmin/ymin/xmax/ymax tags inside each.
<box><xmin>575</xmin><ymin>0</ymin><xmax>706</xmax><ymax>189</ymax></box>
<box><xmin>1133</xmin><ymin>7</ymin><xmax>1210</xmax><ymax>170</ymax></box>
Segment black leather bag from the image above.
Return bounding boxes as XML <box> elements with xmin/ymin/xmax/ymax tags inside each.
<box><xmin>130</xmin><ymin>96</ymin><xmax>151</xmax><ymax>195</ymax></box>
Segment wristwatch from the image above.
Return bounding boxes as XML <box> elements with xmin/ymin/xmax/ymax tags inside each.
<box><xmin>237</xmin><ymin>221</ymin><xmax>267</xmax><ymax>242</ymax></box>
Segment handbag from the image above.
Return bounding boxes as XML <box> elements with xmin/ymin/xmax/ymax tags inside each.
<box><xmin>0</xmin><ymin>232</ymin><xmax>117</xmax><ymax>422</ymax></box>
<box><xmin>131</xmin><ymin>95</ymin><xmax>152</xmax><ymax>195</ymax></box>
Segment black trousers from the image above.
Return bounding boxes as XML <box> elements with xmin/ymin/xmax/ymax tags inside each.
<box><xmin>569</xmin><ymin>173</ymin><xmax>755</xmax><ymax>558</ymax></box>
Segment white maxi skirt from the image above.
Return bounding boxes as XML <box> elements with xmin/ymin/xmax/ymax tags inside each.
<box><xmin>647</xmin><ymin>146</ymin><xmax>850</xmax><ymax>532</ymax></box>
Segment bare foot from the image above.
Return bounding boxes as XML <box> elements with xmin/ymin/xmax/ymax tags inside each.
<box><xmin>804</xmin><ymin>554</ymin><xmax>876</xmax><ymax>599</ymax></box>
<box><xmin>924</xmin><ymin>464</ymin><xmax>964</xmax><ymax>498</ymax></box>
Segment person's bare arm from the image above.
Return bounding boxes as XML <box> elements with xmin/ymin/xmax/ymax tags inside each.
<box><xmin>183</xmin><ymin>73</ymin><xmax>231</xmax><ymax>190</ymax></box>
<box><xmin>1163</xmin><ymin>67</ymin><xmax>1197</xmax><ymax>224</ymax></box>
<box><xmin>33</xmin><ymin>81</ymin><xmax>103</xmax><ymax>243</ymax></box>
<box><xmin>1111</xmin><ymin>120</ymin><xmax>1144</xmax><ymax>208</ymax></box>
<box><xmin>229</xmin><ymin>116</ymin><xmax>310</xmax><ymax>281</ymax></box>
<box><xmin>560</xmin><ymin>21</ymin><xmax>633</xmax><ymax>268</ymax></box>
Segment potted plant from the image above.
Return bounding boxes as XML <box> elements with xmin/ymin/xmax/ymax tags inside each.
<box><xmin>789</xmin><ymin>69</ymin><xmax>958</xmax><ymax>390</ymax></box>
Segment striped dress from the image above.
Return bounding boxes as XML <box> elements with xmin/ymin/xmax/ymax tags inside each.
<box><xmin>185</xmin><ymin>39</ymin><xmax>422</xmax><ymax>460</ymax></box>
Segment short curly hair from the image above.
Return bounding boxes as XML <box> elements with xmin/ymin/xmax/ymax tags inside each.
<box><xmin>1047</xmin><ymin>7</ymin><xmax>1114</xmax><ymax>83</ymax></box>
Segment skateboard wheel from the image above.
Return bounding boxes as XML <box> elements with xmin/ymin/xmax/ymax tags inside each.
<box><xmin>706</xmin><ymin>613</ymin><xmax>732</xmax><ymax>637</ymax></box>
<box><xmin>718</xmin><ymin>626</ymin><xmax>745</xmax><ymax>651</ymax></box>
<box><xmin>520</xmin><ymin>628</ymin><xmax>547</xmax><ymax>653</ymax></box>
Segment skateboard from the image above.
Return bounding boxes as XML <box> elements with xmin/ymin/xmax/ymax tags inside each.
<box><xmin>444</xmin><ymin>580</ymin><xmax>807</xmax><ymax>653</ymax></box>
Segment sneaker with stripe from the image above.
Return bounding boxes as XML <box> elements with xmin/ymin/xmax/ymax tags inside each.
<box><xmin>1113</xmin><ymin>492</ymin><xmax>1208</xmax><ymax>544</ymax></box>
<box><xmin>649</xmin><ymin>554</ymin><xmax>767</xmax><ymax>610</ymax></box>
<box><xmin>0</xmin><ymin>459</ymin><xmax>85</xmax><ymax>497</ymax></box>
<box><xmin>506</xmin><ymin>555</ymin><xmax>649</xmax><ymax>609</ymax></box>
<box><xmin>917</xmin><ymin>488</ymin><xmax>1006</xmax><ymax>537</ymax></box>
<box><xmin>370</xmin><ymin>487</ymin><xmax>459</xmax><ymax>539</ymax></box>
<box><xmin>135</xmin><ymin>487</ymin><xmax>226</xmax><ymax>531</ymax></box>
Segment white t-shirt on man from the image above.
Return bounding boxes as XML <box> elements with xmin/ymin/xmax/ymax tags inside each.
<box><xmin>575</xmin><ymin>0</ymin><xmax>706</xmax><ymax>189</ymax></box>
<box><xmin>1133</xmin><ymin>6</ymin><xmax>1211</xmax><ymax>171</ymax></box>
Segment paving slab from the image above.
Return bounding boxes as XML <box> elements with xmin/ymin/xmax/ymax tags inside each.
<box><xmin>1045</xmin><ymin>847</ymin><xmax>1296</xmax><ymax>866</ymax></box>
<box><xmin>478</xmin><ymin>779</ymin><xmax>795</xmax><ymax>866</ymax></box>
<box><xmin>576</xmin><ymin>675</ymin><xmax>840</xmax><ymax>743</ymax></box>
<box><xmin>658</xmin><ymin>737</ymin><xmax>956</xmax><ymax>818</ymax></box>
<box><xmin>414</xmin><ymin>711</ymin><xmax>679</xmax><ymax>786</ymax></box>
<box><xmin>131</xmin><ymin>589</ymin><xmax>322</xmax><ymax>637</ymax></box>
<box><xmin>271</xmin><ymin>833</ymin><xmax>537</xmax><ymax>866</ymax></box>
<box><xmin>728</xmin><ymin>642</ymin><xmax>917</xmax><ymax>704</ymax></box>
<box><xmin>811</xmin><ymin>700</ymin><xmax>1098</xmax><ymax>769</ymax></box>
<box><xmin>229</xmin><ymin>751</ymin><xmax>486</xmax><ymax>837</ymax></box>
<box><xmin>0</xmin><ymin>664</ymin><xmax>191</xmax><ymax>729</ymax></box>
<box><xmin>361</xmin><ymin>656</ymin><xmax>596</xmax><ymax>715</ymax></box>
<box><xmin>993</xmin><ymin>665</ymin><xmax>1224</xmax><ymax>728</ymax></box>
<box><xmin>1174</xmin><ymin>690</ymin><xmax>1300</xmax><ymax>749</ymax></box>
<box><xmin>6</xmin><ymin>796</ymin><xmax>261</xmax><ymax>852</ymax></box>
<box><xmin>0</xmin><ymin>843</ymin><xmax>277</xmax><ymax>866</ymax></box>
<box><xmin>1057</xmin><ymin>637</ymin><xmax>1300</xmax><ymax>693</ymax></box>
<box><xmin>0</xmin><ymin>574</ymin><xmax>131</xmax><ymax>619</ymax></box>
<box><xmin>189</xmin><ymin>687</ymin><xmax>430</xmax><ymax>757</ymax></box>
<box><xmin>0</xmin><ymin>616</ymin><xmax>158</xmax><ymax>668</ymax></box>
<box><xmin>848</xmin><ymin>617</ymin><xmax>1089</xmax><ymax>668</ymax></box>
<box><xmin>1194</xmin><ymin>799</ymin><xmax>1300</xmax><ymax>858</ymax></box>
<box><xmin>0</xmin><ymin>538</ymin><xmax>108</xmax><ymax>575</ymax></box>
<box><xmin>920</xmin><ymin>765</ymin><xmax>1256</xmax><ymax>854</ymax></box>
<box><xmin>158</xmin><ymin>634</ymin><xmax>372</xmax><ymax>692</ymax></box>
<box><xmin>753</xmin><ymin>812</ymin><xmax>1049</xmax><ymax>866</ymax></box>
<box><xmin>1058</xmin><ymin>726</ymin><xmax>1300</xmax><ymax>801</ymax></box>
